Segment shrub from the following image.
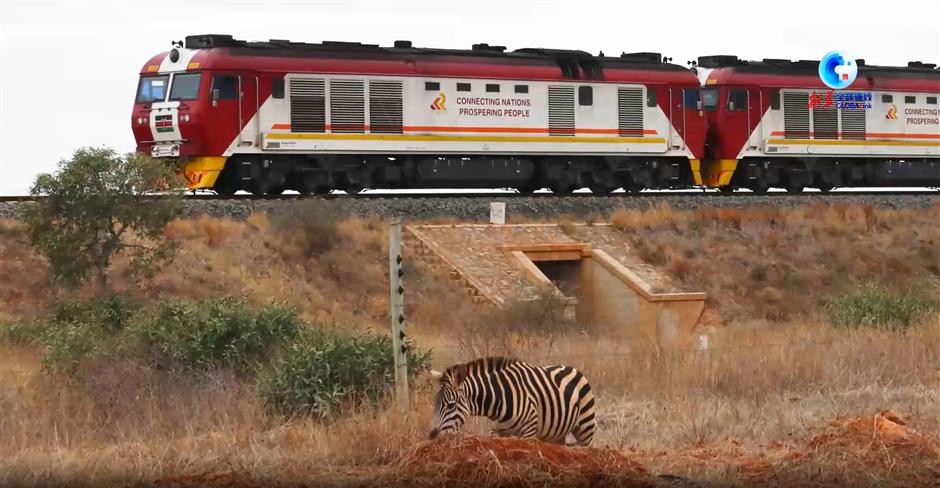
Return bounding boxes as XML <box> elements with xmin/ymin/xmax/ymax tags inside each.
<box><xmin>21</xmin><ymin>147</ymin><xmax>182</xmax><ymax>289</ymax></box>
<box><xmin>262</xmin><ymin>326</ymin><xmax>431</xmax><ymax>418</ymax></box>
<box><xmin>39</xmin><ymin>295</ymin><xmax>142</xmax><ymax>372</ymax></box>
<box><xmin>826</xmin><ymin>281</ymin><xmax>939</xmax><ymax>329</ymax></box>
<box><xmin>134</xmin><ymin>297</ymin><xmax>301</xmax><ymax>371</ymax></box>
<box><xmin>41</xmin><ymin>320</ymin><xmax>104</xmax><ymax>373</ymax></box>
<box><xmin>0</xmin><ymin>318</ymin><xmax>46</xmax><ymax>345</ymax></box>
<box><xmin>48</xmin><ymin>294</ymin><xmax>140</xmax><ymax>332</ymax></box>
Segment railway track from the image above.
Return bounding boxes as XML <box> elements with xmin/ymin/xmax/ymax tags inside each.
<box><xmin>2</xmin><ymin>189</ymin><xmax>938</xmax><ymax>203</ymax></box>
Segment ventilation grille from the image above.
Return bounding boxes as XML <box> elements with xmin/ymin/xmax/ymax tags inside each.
<box><xmin>812</xmin><ymin>106</ymin><xmax>838</xmax><ymax>140</ymax></box>
<box><xmin>548</xmin><ymin>86</ymin><xmax>575</xmax><ymax>136</ymax></box>
<box><xmin>329</xmin><ymin>79</ymin><xmax>365</xmax><ymax>133</ymax></box>
<box><xmin>617</xmin><ymin>87</ymin><xmax>644</xmax><ymax>136</ymax></box>
<box><xmin>289</xmin><ymin>78</ymin><xmax>326</xmax><ymax>133</ymax></box>
<box><xmin>840</xmin><ymin>106</ymin><xmax>866</xmax><ymax>140</ymax></box>
<box><xmin>783</xmin><ymin>92</ymin><xmax>810</xmax><ymax>139</ymax></box>
<box><xmin>369</xmin><ymin>80</ymin><xmax>403</xmax><ymax>134</ymax></box>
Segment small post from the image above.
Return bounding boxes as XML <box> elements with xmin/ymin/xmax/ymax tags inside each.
<box><xmin>697</xmin><ymin>334</ymin><xmax>710</xmax><ymax>351</ymax></box>
<box><xmin>489</xmin><ymin>202</ymin><xmax>506</xmax><ymax>225</ymax></box>
<box><xmin>388</xmin><ymin>219</ymin><xmax>409</xmax><ymax>410</ymax></box>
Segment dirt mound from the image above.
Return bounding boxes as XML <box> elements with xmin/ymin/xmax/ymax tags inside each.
<box><xmin>745</xmin><ymin>410</ymin><xmax>940</xmax><ymax>487</ymax></box>
<box><xmin>382</xmin><ymin>434</ymin><xmax>657</xmax><ymax>488</ymax></box>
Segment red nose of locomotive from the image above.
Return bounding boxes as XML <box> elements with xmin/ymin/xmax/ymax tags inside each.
<box><xmin>132</xmin><ymin>42</ymin><xmax>213</xmax><ymax>187</ymax></box>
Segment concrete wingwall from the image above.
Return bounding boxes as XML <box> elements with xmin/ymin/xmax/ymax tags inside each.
<box><xmin>579</xmin><ymin>251</ymin><xmax>706</xmax><ymax>347</ymax></box>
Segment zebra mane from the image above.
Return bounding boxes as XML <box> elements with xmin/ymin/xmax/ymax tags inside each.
<box><xmin>464</xmin><ymin>356</ymin><xmax>519</xmax><ymax>372</ymax></box>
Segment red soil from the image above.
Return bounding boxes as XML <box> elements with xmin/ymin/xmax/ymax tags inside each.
<box><xmin>386</xmin><ymin>434</ymin><xmax>657</xmax><ymax>488</ymax></box>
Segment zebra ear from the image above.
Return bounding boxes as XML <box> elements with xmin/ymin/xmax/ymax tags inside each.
<box><xmin>430</xmin><ymin>370</ymin><xmax>443</xmax><ymax>381</ymax></box>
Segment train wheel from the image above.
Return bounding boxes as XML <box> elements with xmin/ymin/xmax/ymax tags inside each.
<box><xmin>550</xmin><ymin>181</ymin><xmax>575</xmax><ymax>195</ymax></box>
<box><xmin>786</xmin><ymin>184</ymin><xmax>804</xmax><ymax>193</ymax></box>
<box><xmin>718</xmin><ymin>186</ymin><xmax>735</xmax><ymax>194</ymax></box>
<box><xmin>215</xmin><ymin>185</ymin><xmax>236</xmax><ymax>196</ymax></box>
<box><xmin>250</xmin><ymin>182</ymin><xmax>274</xmax><ymax>196</ymax></box>
<box><xmin>817</xmin><ymin>185</ymin><xmax>834</xmax><ymax>193</ymax></box>
<box><xmin>589</xmin><ymin>184</ymin><xmax>615</xmax><ymax>195</ymax></box>
<box><xmin>624</xmin><ymin>184</ymin><xmax>644</xmax><ymax>194</ymax></box>
<box><xmin>548</xmin><ymin>173</ymin><xmax>577</xmax><ymax>195</ymax></box>
<box><xmin>343</xmin><ymin>184</ymin><xmax>364</xmax><ymax>195</ymax></box>
<box><xmin>749</xmin><ymin>182</ymin><xmax>769</xmax><ymax>194</ymax></box>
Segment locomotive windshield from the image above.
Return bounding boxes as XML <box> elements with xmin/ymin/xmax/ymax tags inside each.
<box><xmin>701</xmin><ymin>88</ymin><xmax>718</xmax><ymax>111</ymax></box>
<box><xmin>137</xmin><ymin>75</ymin><xmax>169</xmax><ymax>102</ymax></box>
<box><xmin>169</xmin><ymin>73</ymin><xmax>201</xmax><ymax>100</ymax></box>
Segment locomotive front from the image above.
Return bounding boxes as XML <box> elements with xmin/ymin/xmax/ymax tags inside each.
<box><xmin>131</xmin><ymin>36</ymin><xmax>235</xmax><ymax>190</ymax></box>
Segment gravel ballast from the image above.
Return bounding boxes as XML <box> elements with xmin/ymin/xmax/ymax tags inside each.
<box><xmin>0</xmin><ymin>193</ymin><xmax>937</xmax><ymax>221</ymax></box>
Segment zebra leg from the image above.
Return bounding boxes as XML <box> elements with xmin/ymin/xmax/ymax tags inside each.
<box><xmin>571</xmin><ymin>410</ymin><xmax>596</xmax><ymax>446</ymax></box>
<box><xmin>570</xmin><ymin>389</ymin><xmax>596</xmax><ymax>446</ymax></box>
<box><xmin>519</xmin><ymin>407</ymin><xmax>541</xmax><ymax>439</ymax></box>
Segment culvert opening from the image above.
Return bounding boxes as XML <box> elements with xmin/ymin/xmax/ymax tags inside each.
<box><xmin>532</xmin><ymin>259</ymin><xmax>582</xmax><ymax>300</ymax></box>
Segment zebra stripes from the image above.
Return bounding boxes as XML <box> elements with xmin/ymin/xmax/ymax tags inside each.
<box><xmin>429</xmin><ymin>357</ymin><xmax>596</xmax><ymax>446</ymax></box>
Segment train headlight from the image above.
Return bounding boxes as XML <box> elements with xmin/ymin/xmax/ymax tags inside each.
<box><xmin>137</xmin><ymin>117</ymin><xmax>144</xmax><ymax>125</ymax></box>
<box><xmin>181</xmin><ymin>114</ymin><xmax>190</xmax><ymax>123</ymax></box>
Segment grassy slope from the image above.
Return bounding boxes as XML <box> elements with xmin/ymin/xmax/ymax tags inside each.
<box><xmin>1</xmin><ymin>202</ymin><xmax>938</xmax><ymax>487</ymax></box>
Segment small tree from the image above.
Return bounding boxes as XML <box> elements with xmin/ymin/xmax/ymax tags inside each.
<box><xmin>22</xmin><ymin>147</ymin><xmax>183</xmax><ymax>290</ymax></box>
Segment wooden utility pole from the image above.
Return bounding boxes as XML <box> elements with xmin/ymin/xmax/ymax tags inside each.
<box><xmin>388</xmin><ymin>219</ymin><xmax>409</xmax><ymax>409</ymax></box>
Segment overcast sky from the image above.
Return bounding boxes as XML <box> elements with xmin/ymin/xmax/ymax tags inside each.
<box><xmin>2</xmin><ymin>0</ymin><xmax>938</xmax><ymax>195</ymax></box>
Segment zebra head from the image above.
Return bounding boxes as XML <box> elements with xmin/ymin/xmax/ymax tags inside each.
<box><xmin>428</xmin><ymin>365</ymin><xmax>469</xmax><ymax>439</ymax></box>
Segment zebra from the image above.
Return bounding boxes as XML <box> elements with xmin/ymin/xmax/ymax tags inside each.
<box><xmin>428</xmin><ymin>357</ymin><xmax>596</xmax><ymax>446</ymax></box>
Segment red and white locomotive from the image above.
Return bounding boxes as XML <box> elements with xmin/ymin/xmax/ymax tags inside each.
<box><xmin>132</xmin><ymin>34</ymin><xmax>706</xmax><ymax>194</ymax></box>
<box><xmin>131</xmin><ymin>35</ymin><xmax>939</xmax><ymax>194</ymax></box>
<box><xmin>697</xmin><ymin>56</ymin><xmax>940</xmax><ymax>192</ymax></box>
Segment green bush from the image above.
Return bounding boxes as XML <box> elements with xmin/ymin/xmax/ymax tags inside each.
<box><xmin>262</xmin><ymin>326</ymin><xmax>431</xmax><ymax>417</ymax></box>
<box><xmin>48</xmin><ymin>294</ymin><xmax>140</xmax><ymax>332</ymax></box>
<box><xmin>0</xmin><ymin>319</ymin><xmax>46</xmax><ymax>345</ymax></box>
<box><xmin>133</xmin><ymin>297</ymin><xmax>301</xmax><ymax>371</ymax></box>
<box><xmin>38</xmin><ymin>295</ymin><xmax>141</xmax><ymax>372</ymax></box>
<box><xmin>41</xmin><ymin>320</ymin><xmax>105</xmax><ymax>373</ymax></box>
<box><xmin>826</xmin><ymin>281</ymin><xmax>939</xmax><ymax>329</ymax></box>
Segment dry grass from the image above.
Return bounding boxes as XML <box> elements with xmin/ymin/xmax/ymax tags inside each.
<box><xmin>2</xmin><ymin>204</ymin><xmax>940</xmax><ymax>486</ymax></box>
<box><xmin>610</xmin><ymin>202</ymin><xmax>940</xmax><ymax>324</ymax></box>
<box><xmin>2</xmin><ymin>318</ymin><xmax>937</xmax><ymax>487</ymax></box>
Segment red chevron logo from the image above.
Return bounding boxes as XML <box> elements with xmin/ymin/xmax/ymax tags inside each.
<box><xmin>430</xmin><ymin>92</ymin><xmax>447</xmax><ymax>111</ymax></box>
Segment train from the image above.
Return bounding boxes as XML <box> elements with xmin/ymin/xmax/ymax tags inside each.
<box><xmin>131</xmin><ymin>35</ymin><xmax>940</xmax><ymax>195</ymax></box>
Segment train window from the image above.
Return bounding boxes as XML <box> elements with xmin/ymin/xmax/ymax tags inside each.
<box><xmin>169</xmin><ymin>73</ymin><xmax>201</xmax><ymax>101</ymax></box>
<box><xmin>684</xmin><ymin>89</ymin><xmax>701</xmax><ymax>109</ymax></box>
<box><xmin>928</xmin><ymin>96</ymin><xmax>938</xmax><ymax>104</ymax></box>
<box><xmin>425</xmin><ymin>81</ymin><xmax>440</xmax><ymax>91</ymax></box>
<box><xmin>211</xmin><ymin>75</ymin><xmax>239</xmax><ymax>100</ymax></box>
<box><xmin>702</xmin><ymin>88</ymin><xmax>718</xmax><ymax>111</ymax></box>
<box><xmin>136</xmin><ymin>75</ymin><xmax>169</xmax><ymax>103</ymax></box>
<box><xmin>457</xmin><ymin>83</ymin><xmax>471</xmax><ymax>92</ymax></box>
<box><xmin>727</xmin><ymin>89</ymin><xmax>747</xmax><ymax>111</ymax></box>
<box><xmin>579</xmin><ymin>86</ymin><xmax>593</xmax><ymax>106</ymax></box>
<box><xmin>770</xmin><ymin>92</ymin><xmax>781</xmax><ymax>110</ymax></box>
<box><xmin>647</xmin><ymin>88</ymin><xmax>657</xmax><ymax>107</ymax></box>
<box><xmin>515</xmin><ymin>84</ymin><xmax>528</xmax><ymax>94</ymax></box>
<box><xmin>882</xmin><ymin>94</ymin><xmax>893</xmax><ymax>103</ymax></box>
<box><xmin>905</xmin><ymin>95</ymin><xmax>916</xmax><ymax>104</ymax></box>
<box><xmin>486</xmin><ymin>84</ymin><xmax>500</xmax><ymax>93</ymax></box>
<box><xmin>272</xmin><ymin>78</ymin><xmax>285</xmax><ymax>99</ymax></box>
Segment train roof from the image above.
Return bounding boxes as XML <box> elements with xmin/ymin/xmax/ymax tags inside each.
<box><xmin>698</xmin><ymin>55</ymin><xmax>940</xmax><ymax>92</ymax></box>
<box><xmin>163</xmin><ymin>34</ymin><xmax>698</xmax><ymax>83</ymax></box>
